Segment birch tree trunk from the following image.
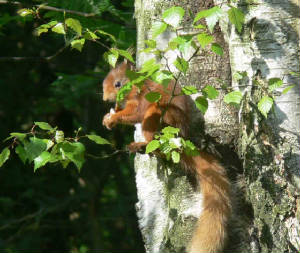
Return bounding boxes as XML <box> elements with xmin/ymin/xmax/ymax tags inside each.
<box><xmin>214</xmin><ymin>0</ymin><xmax>300</xmax><ymax>252</ymax></box>
<box><xmin>133</xmin><ymin>0</ymin><xmax>299</xmax><ymax>252</ymax></box>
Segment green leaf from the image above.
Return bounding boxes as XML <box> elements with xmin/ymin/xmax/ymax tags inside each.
<box><xmin>36</xmin><ymin>28</ymin><xmax>48</xmax><ymax>36</ymax></box>
<box><xmin>193</xmin><ymin>24</ymin><xmax>206</xmax><ymax>29</ymax></box>
<box><xmin>268</xmin><ymin>78</ymin><xmax>283</xmax><ymax>92</ymax></box>
<box><xmin>169</xmin><ymin>138</ymin><xmax>182</xmax><ymax>149</ymax></box>
<box><xmin>35</xmin><ymin>21</ymin><xmax>58</xmax><ymax>36</ymax></box>
<box><xmin>17</xmin><ymin>8</ymin><xmax>34</xmax><ymax>17</ymax></box>
<box><xmin>65</xmin><ymin>18</ymin><xmax>82</xmax><ymax>35</ymax></box>
<box><xmin>10</xmin><ymin>132</ymin><xmax>27</xmax><ymax>141</ymax></box>
<box><xmin>34</xmin><ymin>121</ymin><xmax>54</xmax><ymax>131</ymax></box>
<box><xmin>15</xmin><ymin>145</ymin><xmax>27</xmax><ymax>164</ymax></box>
<box><xmin>182</xmin><ymin>86</ymin><xmax>198</xmax><ymax>95</ymax></box>
<box><xmin>146</xmin><ymin>140</ymin><xmax>160</xmax><ymax>153</ymax></box>
<box><xmin>211</xmin><ymin>43</ymin><xmax>223</xmax><ymax>56</ymax></box>
<box><xmin>162</xmin><ymin>6</ymin><xmax>185</xmax><ymax>28</ymax></box>
<box><xmin>184</xmin><ymin>140</ymin><xmax>197</xmax><ymax>150</ymax></box>
<box><xmin>51</xmin><ymin>23</ymin><xmax>65</xmax><ymax>34</ymax></box>
<box><xmin>96</xmin><ymin>30</ymin><xmax>116</xmax><ymax>42</ymax></box>
<box><xmin>34</xmin><ymin>151</ymin><xmax>52</xmax><ymax>172</ymax></box>
<box><xmin>258</xmin><ymin>96</ymin><xmax>273</xmax><ymax>118</ymax></box>
<box><xmin>151</xmin><ymin>21</ymin><xmax>168</xmax><ymax>39</ymax></box>
<box><xmin>290</xmin><ymin>71</ymin><xmax>300</xmax><ymax>77</ymax></box>
<box><xmin>224</xmin><ymin>91</ymin><xmax>243</xmax><ymax>105</ymax></box>
<box><xmin>71</xmin><ymin>38</ymin><xmax>86</xmax><ymax>52</ymax></box>
<box><xmin>194</xmin><ymin>6</ymin><xmax>223</xmax><ymax>33</ymax></box>
<box><xmin>24</xmin><ymin>137</ymin><xmax>48</xmax><ymax>162</ymax></box>
<box><xmin>117</xmin><ymin>82</ymin><xmax>132</xmax><ymax>102</ymax></box>
<box><xmin>117</xmin><ymin>49</ymin><xmax>134</xmax><ymax>63</ymax></box>
<box><xmin>202</xmin><ymin>85</ymin><xmax>219</xmax><ymax>99</ymax></box>
<box><xmin>197</xmin><ymin>33</ymin><xmax>213</xmax><ymax>48</ymax></box>
<box><xmin>228</xmin><ymin>7</ymin><xmax>245</xmax><ymax>33</ymax></box>
<box><xmin>178</xmin><ymin>40</ymin><xmax>195</xmax><ymax>58</ymax></box>
<box><xmin>195</xmin><ymin>96</ymin><xmax>208</xmax><ymax>114</ymax></box>
<box><xmin>145</xmin><ymin>40</ymin><xmax>156</xmax><ymax>48</ymax></box>
<box><xmin>171</xmin><ymin>150</ymin><xmax>180</xmax><ymax>163</ymax></box>
<box><xmin>162</xmin><ymin>126</ymin><xmax>180</xmax><ymax>135</ymax></box>
<box><xmin>174</xmin><ymin>57</ymin><xmax>188</xmax><ymax>74</ymax></box>
<box><xmin>87</xmin><ymin>135</ymin><xmax>111</xmax><ymax>145</ymax></box>
<box><xmin>0</xmin><ymin>148</ymin><xmax>10</xmax><ymax>167</ymax></box>
<box><xmin>151</xmin><ymin>70</ymin><xmax>173</xmax><ymax>87</ymax></box>
<box><xmin>282</xmin><ymin>85</ymin><xmax>295</xmax><ymax>95</ymax></box>
<box><xmin>139</xmin><ymin>59</ymin><xmax>160</xmax><ymax>75</ymax></box>
<box><xmin>60</xmin><ymin>142</ymin><xmax>85</xmax><ymax>170</ymax></box>
<box><xmin>145</xmin><ymin>92</ymin><xmax>162</xmax><ymax>103</ymax></box>
<box><xmin>84</xmin><ymin>29</ymin><xmax>99</xmax><ymax>40</ymax></box>
<box><xmin>107</xmin><ymin>49</ymin><xmax>119</xmax><ymax>68</ymax></box>
<box><xmin>233</xmin><ymin>71</ymin><xmax>247</xmax><ymax>81</ymax></box>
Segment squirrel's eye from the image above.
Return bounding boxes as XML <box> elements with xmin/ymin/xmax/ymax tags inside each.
<box><xmin>114</xmin><ymin>81</ymin><xmax>122</xmax><ymax>88</ymax></box>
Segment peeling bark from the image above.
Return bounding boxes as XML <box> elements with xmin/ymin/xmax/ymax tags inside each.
<box><xmin>133</xmin><ymin>0</ymin><xmax>299</xmax><ymax>252</ymax></box>
<box><xmin>215</xmin><ymin>0</ymin><xmax>300</xmax><ymax>252</ymax></box>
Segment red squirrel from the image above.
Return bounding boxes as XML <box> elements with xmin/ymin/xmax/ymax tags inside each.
<box><xmin>102</xmin><ymin>61</ymin><xmax>231</xmax><ymax>253</ymax></box>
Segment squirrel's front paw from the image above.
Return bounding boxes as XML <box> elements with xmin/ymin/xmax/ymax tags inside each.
<box><xmin>102</xmin><ymin>113</ymin><xmax>116</xmax><ymax>130</ymax></box>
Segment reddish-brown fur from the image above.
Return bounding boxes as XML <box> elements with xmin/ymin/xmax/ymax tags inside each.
<box><xmin>102</xmin><ymin>62</ymin><xmax>231</xmax><ymax>253</ymax></box>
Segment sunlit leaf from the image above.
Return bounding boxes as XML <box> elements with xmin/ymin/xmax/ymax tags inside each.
<box><xmin>171</xmin><ymin>150</ymin><xmax>180</xmax><ymax>163</ymax></box>
<box><xmin>17</xmin><ymin>8</ymin><xmax>34</xmax><ymax>17</ymax></box>
<box><xmin>268</xmin><ymin>78</ymin><xmax>283</xmax><ymax>92</ymax></box>
<box><xmin>34</xmin><ymin>151</ymin><xmax>52</xmax><ymax>172</ymax></box>
<box><xmin>24</xmin><ymin>137</ymin><xmax>47</xmax><ymax>162</ymax></box>
<box><xmin>51</xmin><ymin>23</ymin><xmax>65</xmax><ymax>34</ymax></box>
<box><xmin>173</xmin><ymin>57</ymin><xmax>188</xmax><ymax>74</ymax></box>
<box><xmin>182</xmin><ymin>86</ymin><xmax>198</xmax><ymax>95</ymax></box>
<box><xmin>117</xmin><ymin>49</ymin><xmax>134</xmax><ymax>63</ymax></box>
<box><xmin>282</xmin><ymin>85</ymin><xmax>295</xmax><ymax>95</ymax></box>
<box><xmin>65</xmin><ymin>18</ymin><xmax>82</xmax><ymax>35</ymax></box>
<box><xmin>162</xmin><ymin>126</ymin><xmax>180</xmax><ymax>135</ymax></box>
<box><xmin>224</xmin><ymin>91</ymin><xmax>243</xmax><ymax>105</ymax></box>
<box><xmin>258</xmin><ymin>96</ymin><xmax>273</xmax><ymax>118</ymax></box>
<box><xmin>162</xmin><ymin>6</ymin><xmax>185</xmax><ymax>28</ymax></box>
<box><xmin>0</xmin><ymin>147</ymin><xmax>10</xmax><ymax>167</ymax></box>
<box><xmin>202</xmin><ymin>85</ymin><xmax>219</xmax><ymax>99</ymax></box>
<box><xmin>194</xmin><ymin>6</ymin><xmax>223</xmax><ymax>33</ymax></box>
<box><xmin>87</xmin><ymin>135</ymin><xmax>111</xmax><ymax>145</ymax></box>
<box><xmin>34</xmin><ymin>121</ymin><xmax>54</xmax><ymax>131</ymax></box>
<box><xmin>146</xmin><ymin>140</ymin><xmax>160</xmax><ymax>153</ymax></box>
<box><xmin>197</xmin><ymin>33</ymin><xmax>213</xmax><ymax>48</ymax></box>
<box><xmin>84</xmin><ymin>29</ymin><xmax>99</xmax><ymax>40</ymax></box>
<box><xmin>151</xmin><ymin>21</ymin><xmax>167</xmax><ymax>39</ymax></box>
<box><xmin>71</xmin><ymin>39</ymin><xmax>86</xmax><ymax>52</ymax></box>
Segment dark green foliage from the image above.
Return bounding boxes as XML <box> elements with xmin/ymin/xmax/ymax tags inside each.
<box><xmin>0</xmin><ymin>0</ymin><xmax>143</xmax><ymax>252</ymax></box>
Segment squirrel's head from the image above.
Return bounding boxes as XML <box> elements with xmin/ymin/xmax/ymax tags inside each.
<box><xmin>103</xmin><ymin>60</ymin><xmax>134</xmax><ymax>102</ymax></box>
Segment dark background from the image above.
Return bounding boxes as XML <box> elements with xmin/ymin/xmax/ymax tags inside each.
<box><xmin>0</xmin><ymin>0</ymin><xmax>145</xmax><ymax>252</ymax></box>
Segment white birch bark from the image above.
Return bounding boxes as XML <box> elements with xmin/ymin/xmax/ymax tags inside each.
<box><xmin>214</xmin><ymin>0</ymin><xmax>300</xmax><ymax>252</ymax></box>
<box><xmin>133</xmin><ymin>0</ymin><xmax>299</xmax><ymax>252</ymax></box>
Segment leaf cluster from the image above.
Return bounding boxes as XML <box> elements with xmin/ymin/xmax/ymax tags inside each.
<box><xmin>1</xmin><ymin>122</ymin><xmax>111</xmax><ymax>171</ymax></box>
<box><xmin>146</xmin><ymin>126</ymin><xmax>199</xmax><ymax>164</ymax></box>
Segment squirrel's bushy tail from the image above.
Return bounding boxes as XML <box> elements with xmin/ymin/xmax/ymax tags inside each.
<box><xmin>181</xmin><ymin>152</ymin><xmax>231</xmax><ymax>253</ymax></box>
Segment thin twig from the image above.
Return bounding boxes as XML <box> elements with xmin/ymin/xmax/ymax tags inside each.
<box><xmin>0</xmin><ymin>0</ymin><xmax>97</xmax><ymax>17</ymax></box>
<box><xmin>86</xmin><ymin>149</ymin><xmax>128</xmax><ymax>160</ymax></box>
<box><xmin>0</xmin><ymin>44</ymin><xmax>69</xmax><ymax>62</ymax></box>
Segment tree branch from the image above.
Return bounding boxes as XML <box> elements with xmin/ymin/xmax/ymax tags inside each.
<box><xmin>0</xmin><ymin>0</ymin><xmax>97</xmax><ymax>17</ymax></box>
<box><xmin>0</xmin><ymin>44</ymin><xmax>69</xmax><ymax>62</ymax></box>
